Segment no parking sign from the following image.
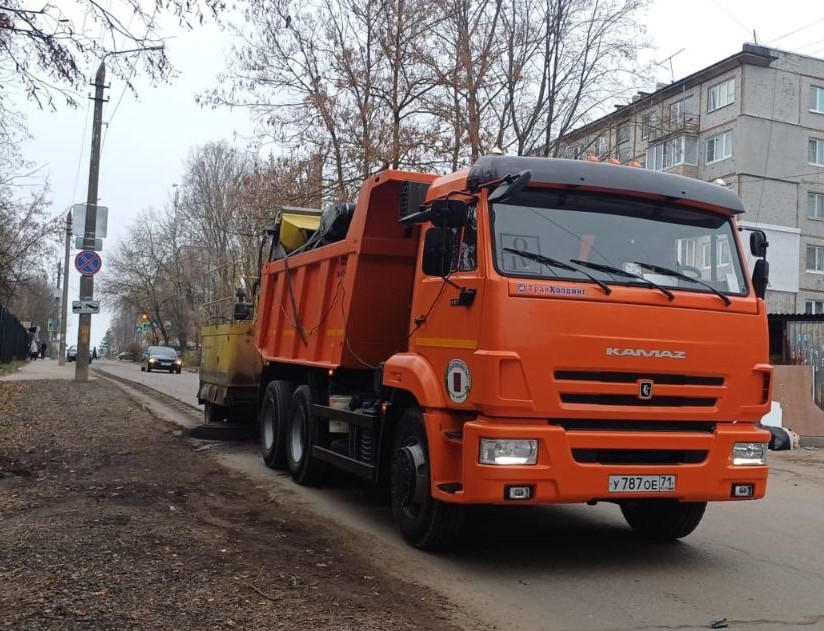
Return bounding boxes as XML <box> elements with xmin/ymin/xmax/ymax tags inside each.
<box><xmin>74</xmin><ymin>250</ymin><xmax>102</xmax><ymax>276</ymax></box>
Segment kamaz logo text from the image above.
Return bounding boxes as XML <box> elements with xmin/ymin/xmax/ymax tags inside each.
<box><xmin>606</xmin><ymin>347</ymin><xmax>686</xmax><ymax>359</ymax></box>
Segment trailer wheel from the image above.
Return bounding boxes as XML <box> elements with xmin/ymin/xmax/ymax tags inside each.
<box><xmin>203</xmin><ymin>402</ymin><xmax>227</xmax><ymax>424</ymax></box>
<box><xmin>620</xmin><ymin>500</ymin><xmax>707</xmax><ymax>540</ymax></box>
<box><xmin>390</xmin><ymin>408</ymin><xmax>464</xmax><ymax>550</ymax></box>
<box><xmin>286</xmin><ymin>385</ymin><xmax>326</xmax><ymax>484</ymax></box>
<box><xmin>260</xmin><ymin>380</ymin><xmax>294</xmax><ymax>470</ymax></box>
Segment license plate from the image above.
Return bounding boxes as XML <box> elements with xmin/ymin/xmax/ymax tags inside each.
<box><xmin>608</xmin><ymin>474</ymin><xmax>676</xmax><ymax>493</ymax></box>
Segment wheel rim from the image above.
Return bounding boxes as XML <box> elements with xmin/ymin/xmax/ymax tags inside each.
<box><xmin>262</xmin><ymin>400</ymin><xmax>274</xmax><ymax>450</ymax></box>
<box><xmin>290</xmin><ymin>407</ymin><xmax>306</xmax><ymax>464</ymax></box>
<box><xmin>394</xmin><ymin>440</ymin><xmax>428</xmax><ymax>519</ymax></box>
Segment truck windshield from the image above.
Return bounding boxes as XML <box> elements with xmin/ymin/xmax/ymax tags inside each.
<box><xmin>491</xmin><ymin>189</ymin><xmax>747</xmax><ymax>297</ymax></box>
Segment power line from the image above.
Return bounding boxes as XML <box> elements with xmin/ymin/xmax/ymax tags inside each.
<box><xmin>707</xmin><ymin>0</ymin><xmax>751</xmax><ymax>38</ymax></box>
<box><xmin>766</xmin><ymin>16</ymin><xmax>824</xmax><ymax>46</ymax></box>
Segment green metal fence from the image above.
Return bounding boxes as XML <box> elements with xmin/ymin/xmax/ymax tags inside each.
<box><xmin>0</xmin><ymin>304</ymin><xmax>29</xmax><ymax>364</ymax></box>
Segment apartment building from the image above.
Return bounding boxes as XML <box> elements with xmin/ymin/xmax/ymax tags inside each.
<box><xmin>556</xmin><ymin>43</ymin><xmax>824</xmax><ymax>314</ymax></box>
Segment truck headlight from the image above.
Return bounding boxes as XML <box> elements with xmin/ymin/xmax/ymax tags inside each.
<box><xmin>731</xmin><ymin>442</ymin><xmax>767</xmax><ymax>466</ymax></box>
<box><xmin>479</xmin><ymin>439</ymin><xmax>538</xmax><ymax>465</ymax></box>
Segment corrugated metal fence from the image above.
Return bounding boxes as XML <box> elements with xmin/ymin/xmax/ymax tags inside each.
<box><xmin>780</xmin><ymin>318</ymin><xmax>824</xmax><ymax>409</ymax></box>
<box><xmin>0</xmin><ymin>304</ymin><xmax>29</xmax><ymax>364</ymax></box>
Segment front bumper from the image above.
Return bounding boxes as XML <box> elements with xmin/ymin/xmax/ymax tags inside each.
<box><xmin>428</xmin><ymin>414</ymin><xmax>769</xmax><ymax>505</ymax></box>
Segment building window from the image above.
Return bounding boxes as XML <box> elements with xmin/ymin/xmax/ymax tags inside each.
<box><xmin>707</xmin><ymin>78</ymin><xmax>735</xmax><ymax>112</ymax></box>
<box><xmin>811</xmin><ymin>86</ymin><xmax>824</xmax><ymax>113</ymax></box>
<box><xmin>641</xmin><ymin>113</ymin><xmax>654</xmax><ymax>139</ymax></box>
<box><xmin>668</xmin><ymin>95</ymin><xmax>695</xmax><ymax>122</ymax></box>
<box><xmin>616</xmin><ymin>123</ymin><xmax>631</xmax><ymax>162</ymax></box>
<box><xmin>810</xmin><ymin>138</ymin><xmax>824</xmax><ymax>165</ymax></box>
<box><xmin>701</xmin><ymin>242</ymin><xmax>711</xmax><ymax>268</ymax></box>
<box><xmin>677</xmin><ymin>239</ymin><xmax>697</xmax><ymax>267</ymax></box>
<box><xmin>806</xmin><ymin>300</ymin><xmax>824</xmax><ymax>314</ymax></box>
<box><xmin>807</xmin><ymin>244</ymin><xmax>824</xmax><ymax>272</ymax></box>
<box><xmin>706</xmin><ymin>131</ymin><xmax>733</xmax><ymax>164</ymax></box>
<box><xmin>590</xmin><ymin>135</ymin><xmax>607</xmax><ymax>158</ymax></box>
<box><xmin>645</xmin><ymin>135</ymin><xmax>698</xmax><ymax>171</ymax></box>
<box><xmin>717</xmin><ymin>239</ymin><xmax>731</xmax><ymax>266</ymax></box>
<box><xmin>809</xmin><ymin>192</ymin><xmax>824</xmax><ymax>219</ymax></box>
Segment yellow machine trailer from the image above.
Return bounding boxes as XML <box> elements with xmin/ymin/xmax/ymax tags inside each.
<box><xmin>198</xmin><ymin>321</ymin><xmax>263</xmax><ymax>423</ymax></box>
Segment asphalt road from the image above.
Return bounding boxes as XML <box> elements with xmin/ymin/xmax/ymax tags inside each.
<box><xmin>95</xmin><ymin>359</ymin><xmax>824</xmax><ymax>631</ymax></box>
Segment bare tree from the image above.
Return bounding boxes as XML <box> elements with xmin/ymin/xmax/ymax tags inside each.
<box><xmin>205</xmin><ymin>0</ymin><xmax>451</xmax><ymax>196</ymax></box>
<box><xmin>204</xmin><ymin>0</ymin><xmax>354</xmax><ymax>197</ymax></box>
<box><xmin>494</xmin><ymin>0</ymin><xmax>647</xmax><ymax>156</ymax></box>
<box><xmin>98</xmin><ymin>211</ymin><xmax>172</xmax><ymax>344</ymax></box>
<box><xmin>0</xmin><ymin>1</ymin><xmax>223</xmax><ymax>108</ymax></box>
<box><xmin>0</xmin><ymin>186</ymin><xmax>59</xmax><ymax>303</ymax></box>
<box><xmin>5</xmin><ymin>272</ymin><xmax>57</xmax><ymax>337</ymax></box>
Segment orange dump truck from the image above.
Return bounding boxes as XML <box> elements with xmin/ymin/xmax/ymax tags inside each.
<box><xmin>246</xmin><ymin>155</ymin><xmax>771</xmax><ymax>549</ymax></box>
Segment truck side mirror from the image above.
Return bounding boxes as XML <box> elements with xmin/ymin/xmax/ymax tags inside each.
<box><xmin>752</xmin><ymin>259</ymin><xmax>769</xmax><ymax>299</ymax></box>
<box><xmin>400</xmin><ymin>199</ymin><xmax>469</xmax><ymax>228</ymax></box>
<box><xmin>422</xmin><ymin>227</ymin><xmax>455</xmax><ymax>277</ymax></box>
<box><xmin>750</xmin><ymin>230</ymin><xmax>768</xmax><ymax>258</ymax></box>
<box><xmin>488</xmin><ymin>170</ymin><xmax>531</xmax><ymax>203</ymax></box>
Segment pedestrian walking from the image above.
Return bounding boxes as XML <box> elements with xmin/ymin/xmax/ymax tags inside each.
<box><xmin>39</xmin><ymin>341</ymin><xmax>47</xmax><ymax>359</ymax></box>
<box><xmin>29</xmin><ymin>339</ymin><xmax>39</xmax><ymax>361</ymax></box>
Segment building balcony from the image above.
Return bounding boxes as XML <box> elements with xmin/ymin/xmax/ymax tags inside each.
<box><xmin>646</xmin><ymin>114</ymin><xmax>700</xmax><ymax>142</ymax></box>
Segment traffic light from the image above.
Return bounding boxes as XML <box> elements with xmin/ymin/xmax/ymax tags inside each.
<box><xmin>141</xmin><ymin>312</ymin><xmax>148</xmax><ymax>322</ymax></box>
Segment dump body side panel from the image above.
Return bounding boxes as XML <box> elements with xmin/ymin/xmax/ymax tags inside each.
<box><xmin>256</xmin><ymin>171</ymin><xmax>436</xmax><ymax>369</ymax></box>
<box><xmin>198</xmin><ymin>322</ymin><xmax>263</xmax><ymax>410</ymax></box>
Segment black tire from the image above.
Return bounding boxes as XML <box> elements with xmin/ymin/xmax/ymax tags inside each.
<box><xmin>203</xmin><ymin>402</ymin><xmax>227</xmax><ymax>424</ymax></box>
<box><xmin>260</xmin><ymin>380</ymin><xmax>294</xmax><ymax>470</ymax></box>
<box><xmin>620</xmin><ymin>500</ymin><xmax>707</xmax><ymax>540</ymax></box>
<box><xmin>286</xmin><ymin>385</ymin><xmax>327</xmax><ymax>485</ymax></box>
<box><xmin>175</xmin><ymin>368</ymin><xmax>182</xmax><ymax>374</ymax></box>
<box><xmin>390</xmin><ymin>408</ymin><xmax>464</xmax><ymax>550</ymax></box>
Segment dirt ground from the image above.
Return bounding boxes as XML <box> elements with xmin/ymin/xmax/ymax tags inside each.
<box><xmin>0</xmin><ymin>378</ymin><xmax>466</xmax><ymax>630</ymax></box>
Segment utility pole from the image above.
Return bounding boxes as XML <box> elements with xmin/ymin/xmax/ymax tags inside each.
<box><xmin>58</xmin><ymin>210</ymin><xmax>72</xmax><ymax>366</ymax></box>
<box><xmin>75</xmin><ymin>61</ymin><xmax>107</xmax><ymax>382</ymax></box>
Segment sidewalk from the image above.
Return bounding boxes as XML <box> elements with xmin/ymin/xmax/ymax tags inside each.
<box><xmin>0</xmin><ymin>358</ymin><xmax>96</xmax><ymax>381</ymax></box>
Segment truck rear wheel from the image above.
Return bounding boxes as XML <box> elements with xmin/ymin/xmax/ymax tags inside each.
<box><xmin>620</xmin><ymin>500</ymin><xmax>707</xmax><ymax>540</ymax></box>
<box><xmin>286</xmin><ymin>385</ymin><xmax>327</xmax><ymax>485</ymax></box>
<box><xmin>390</xmin><ymin>408</ymin><xmax>464</xmax><ymax>550</ymax></box>
<box><xmin>260</xmin><ymin>380</ymin><xmax>294</xmax><ymax>470</ymax></box>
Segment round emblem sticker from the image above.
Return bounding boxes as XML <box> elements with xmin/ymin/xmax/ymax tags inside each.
<box><xmin>446</xmin><ymin>359</ymin><xmax>471</xmax><ymax>404</ymax></box>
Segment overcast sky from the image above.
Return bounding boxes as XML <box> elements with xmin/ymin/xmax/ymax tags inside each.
<box><xmin>16</xmin><ymin>0</ymin><xmax>824</xmax><ymax>349</ymax></box>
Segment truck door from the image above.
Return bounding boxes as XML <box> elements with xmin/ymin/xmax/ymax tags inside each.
<box><xmin>408</xmin><ymin>208</ymin><xmax>485</xmax><ymax>408</ymax></box>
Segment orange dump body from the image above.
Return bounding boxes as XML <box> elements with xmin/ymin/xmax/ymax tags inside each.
<box><xmin>256</xmin><ymin>171</ymin><xmax>435</xmax><ymax>368</ymax></box>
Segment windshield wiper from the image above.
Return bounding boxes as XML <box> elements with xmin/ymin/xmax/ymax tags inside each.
<box><xmin>570</xmin><ymin>259</ymin><xmax>674</xmax><ymax>301</ymax></box>
<box><xmin>503</xmin><ymin>248</ymin><xmax>611</xmax><ymax>295</ymax></box>
<box><xmin>632</xmin><ymin>261</ymin><xmax>731</xmax><ymax>306</ymax></box>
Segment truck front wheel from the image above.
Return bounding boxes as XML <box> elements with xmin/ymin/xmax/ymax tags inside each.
<box><xmin>390</xmin><ymin>408</ymin><xmax>464</xmax><ymax>550</ymax></box>
<box><xmin>286</xmin><ymin>385</ymin><xmax>327</xmax><ymax>485</ymax></box>
<box><xmin>620</xmin><ymin>499</ymin><xmax>707</xmax><ymax>540</ymax></box>
<box><xmin>260</xmin><ymin>380</ymin><xmax>294</xmax><ymax>470</ymax></box>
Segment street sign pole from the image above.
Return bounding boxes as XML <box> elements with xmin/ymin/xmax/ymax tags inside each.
<box><xmin>75</xmin><ymin>60</ymin><xmax>106</xmax><ymax>382</ymax></box>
